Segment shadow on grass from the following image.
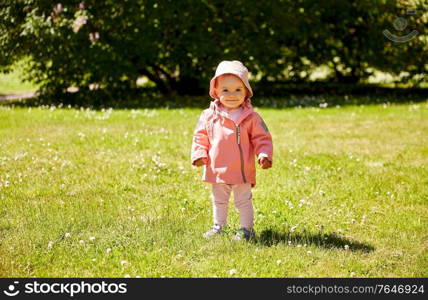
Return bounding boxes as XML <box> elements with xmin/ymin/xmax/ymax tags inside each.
<box><xmin>256</xmin><ymin>229</ymin><xmax>375</xmax><ymax>253</ymax></box>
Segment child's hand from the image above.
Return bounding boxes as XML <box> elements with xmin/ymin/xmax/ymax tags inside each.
<box><xmin>193</xmin><ymin>158</ymin><xmax>207</xmax><ymax>167</ymax></box>
<box><xmin>259</xmin><ymin>157</ymin><xmax>272</xmax><ymax>169</ymax></box>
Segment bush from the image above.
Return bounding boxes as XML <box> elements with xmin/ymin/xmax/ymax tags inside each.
<box><xmin>1</xmin><ymin>0</ymin><xmax>427</xmax><ymax>102</ymax></box>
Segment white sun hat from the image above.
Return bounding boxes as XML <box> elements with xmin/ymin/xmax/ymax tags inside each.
<box><xmin>209</xmin><ymin>60</ymin><xmax>253</xmax><ymax>99</ymax></box>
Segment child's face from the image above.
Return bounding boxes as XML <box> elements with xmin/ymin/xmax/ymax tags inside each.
<box><xmin>215</xmin><ymin>74</ymin><xmax>247</xmax><ymax>110</ymax></box>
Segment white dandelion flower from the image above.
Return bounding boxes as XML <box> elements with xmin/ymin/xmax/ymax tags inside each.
<box><xmin>229</xmin><ymin>269</ymin><xmax>237</xmax><ymax>275</ymax></box>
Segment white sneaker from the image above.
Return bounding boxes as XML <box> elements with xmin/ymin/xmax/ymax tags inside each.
<box><xmin>233</xmin><ymin>228</ymin><xmax>255</xmax><ymax>241</ymax></box>
<box><xmin>203</xmin><ymin>224</ymin><xmax>223</xmax><ymax>239</ymax></box>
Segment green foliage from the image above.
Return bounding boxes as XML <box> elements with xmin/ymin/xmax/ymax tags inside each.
<box><xmin>0</xmin><ymin>0</ymin><xmax>427</xmax><ymax>100</ymax></box>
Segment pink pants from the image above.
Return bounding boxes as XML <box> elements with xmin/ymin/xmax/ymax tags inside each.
<box><xmin>211</xmin><ymin>183</ymin><xmax>254</xmax><ymax>229</ymax></box>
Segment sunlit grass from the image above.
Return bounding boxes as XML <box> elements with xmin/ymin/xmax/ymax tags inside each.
<box><xmin>0</xmin><ymin>60</ymin><xmax>38</xmax><ymax>95</ymax></box>
<box><xmin>0</xmin><ymin>100</ymin><xmax>427</xmax><ymax>277</ymax></box>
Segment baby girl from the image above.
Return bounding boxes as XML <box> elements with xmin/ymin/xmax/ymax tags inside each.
<box><xmin>191</xmin><ymin>60</ymin><xmax>273</xmax><ymax>241</ymax></box>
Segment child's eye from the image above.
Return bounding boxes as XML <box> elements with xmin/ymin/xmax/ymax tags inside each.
<box><xmin>236</xmin><ymin>89</ymin><xmax>241</xmax><ymax>92</ymax></box>
<box><xmin>222</xmin><ymin>89</ymin><xmax>228</xmax><ymax>92</ymax></box>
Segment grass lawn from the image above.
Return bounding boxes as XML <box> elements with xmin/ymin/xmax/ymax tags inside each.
<box><xmin>0</xmin><ymin>99</ymin><xmax>427</xmax><ymax>277</ymax></box>
<box><xmin>0</xmin><ymin>61</ymin><xmax>38</xmax><ymax>95</ymax></box>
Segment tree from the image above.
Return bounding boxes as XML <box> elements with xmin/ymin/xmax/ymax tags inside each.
<box><xmin>1</xmin><ymin>0</ymin><xmax>426</xmax><ymax>102</ymax></box>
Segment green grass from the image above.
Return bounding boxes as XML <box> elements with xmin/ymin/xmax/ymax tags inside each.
<box><xmin>0</xmin><ymin>60</ymin><xmax>38</xmax><ymax>95</ymax></box>
<box><xmin>0</xmin><ymin>100</ymin><xmax>427</xmax><ymax>277</ymax></box>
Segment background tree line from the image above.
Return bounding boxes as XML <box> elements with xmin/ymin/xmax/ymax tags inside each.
<box><xmin>1</xmin><ymin>0</ymin><xmax>427</xmax><ymax>100</ymax></box>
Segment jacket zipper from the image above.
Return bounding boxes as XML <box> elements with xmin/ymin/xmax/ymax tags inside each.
<box><xmin>236</xmin><ymin>124</ymin><xmax>247</xmax><ymax>183</ymax></box>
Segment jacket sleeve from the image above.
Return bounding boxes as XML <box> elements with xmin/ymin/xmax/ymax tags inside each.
<box><xmin>191</xmin><ymin>111</ymin><xmax>210</xmax><ymax>165</ymax></box>
<box><xmin>250</xmin><ymin>113</ymin><xmax>273</xmax><ymax>161</ymax></box>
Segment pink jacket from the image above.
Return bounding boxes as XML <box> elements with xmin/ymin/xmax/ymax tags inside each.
<box><xmin>191</xmin><ymin>99</ymin><xmax>273</xmax><ymax>187</ymax></box>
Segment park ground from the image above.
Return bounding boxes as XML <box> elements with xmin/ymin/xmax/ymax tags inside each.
<box><xmin>0</xmin><ymin>97</ymin><xmax>427</xmax><ymax>277</ymax></box>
